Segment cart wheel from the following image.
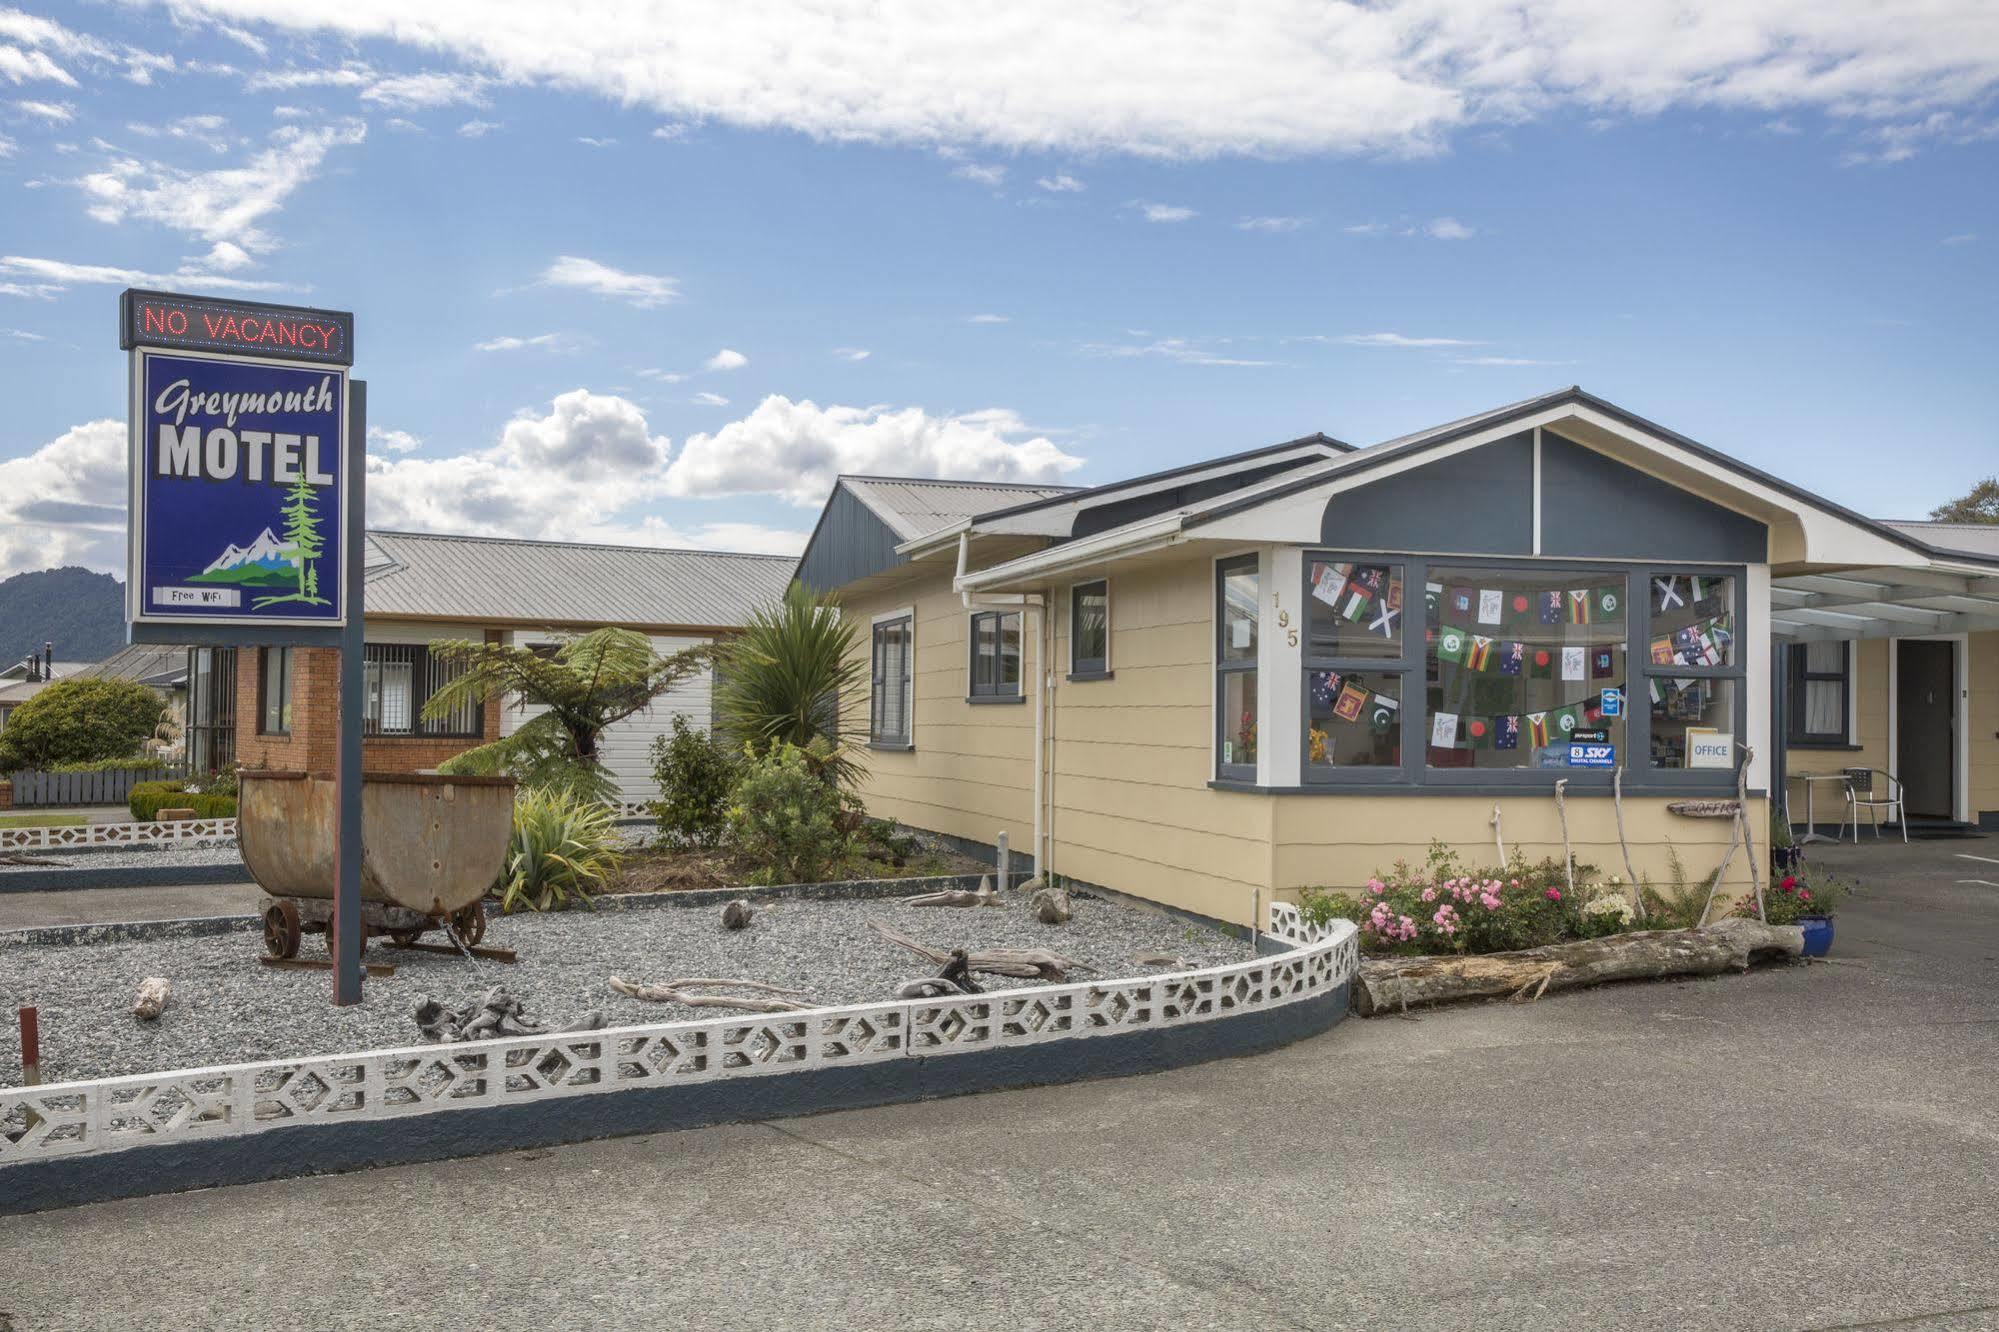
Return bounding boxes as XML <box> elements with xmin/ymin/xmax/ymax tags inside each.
<box><xmin>263</xmin><ymin>900</ymin><xmax>301</xmax><ymax>960</ymax></box>
<box><xmin>451</xmin><ymin>900</ymin><xmax>486</xmax><ymax>948</ymax></box>
<box><xmin>388</xmin><ymin>927</ymin><xmax>424</xmax><ymax>948</ymax></box>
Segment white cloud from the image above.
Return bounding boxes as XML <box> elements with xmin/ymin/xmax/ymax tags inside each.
<box><xmin>0</xmin><ymin>131</ymin><xmax>13</xmax><ymax>157</ymax></box>
<box><xmin>368</xmin><ymin>426</ymin><xmax>423</xmax><ymax>454</ymax></box>
<box><xmin>1344</xmin><ymin>221</ymin><xmax>1388</xmax><ymax>235</ymax></box>
<box><xmin>705</xmin><ymin>347</ymin><xmax>747</xmax><ymax>371</ymax></box>
<box><xmin>0</xmin><ymin>47</ymin><xmax>76</xmax><ymax>87</ymax></box>
<box><xmin>1942</xmin><ymin>232</ymin><xmax>1977</xmax><ymax>245</ymax></box>
<box><xmin>1035</xmin><ymin>173</ymin><xmax>1084</xmax><ymax>192</ymax></box>
<box><xmin>457</xmin><ymin>118</ymin><xmax>501</xmax><ymax>138</ymax></box>
<box><xmin>72</xmin><ymin>121</ymin><xmax>366</xmax><ymax>253</ymax></box>
<box><xmin>539</xmin><ymin>254</ymin><xmax>679</xmax><ymax>308</ymax></box>
<box><xmin>192</xmin><ymin>240</ymin><xmax>253</xmax><ymax>271</ymax></box>
<box><xmin>663</xmin><ymin>395</ymin><xmax>1083</xmax><ymax>506</ymax></box>
<box><xmin>0</xmin><ymin>253</ymin><xmax>289</xmax><ymax>297</ymax></box>
<box><xmin>359</xmin><ymin>71</ymin><xmax>490</xmax><ymax>109</ymax></box>
<box><xmin>1</xmin><ymin>327</ymin><xmax>45</xmax><ymax>340</ymax></box>
<box><xmin>1080</xmin><ymin>336</ymin><xmax>1282</xmax><ymax>367</ymax></box>
<box><xmin>115</xmin><ymin>1</ymin><xmax>1993</xmax><ymax>160</ymax></box>
<box><xmin>1325</xmin><ymin>331</ymin><xmax>1485</xmax><ymax>348</ymax></box>
<box><xmin>952</xmin><ymin>162</ymin><xmax>1006</xmax><ymax>186</ymax></box>
<box><xmin>966</xmin><ymin>313</ymin><xmax>1010</xmax><ymax>324</ymax></box>
<box><xmin>831</xmin><ymin>346</ymin><xmax>871</xmax><ymax>361</ymax></box>
<box><xmin>637</xmin><ymin>367</ymin><xmax>685</xmax><ymax>383</ymax></box>
<box><xmin>1136</xmin><ymin>201</ymin><xmax>1196</xmax><ymax>222</ymax></box>
<box><xmin>475</xmin><ymin>332</ymin><xmax>577</xmax><ymax>352</ymax></box>
<box><xmin>576</xmin><ymin>135</ymin><xmax>617</xmax><ymax>147</ymax></box>
<box><xmin>692</xmin><ymin>391</ymin><xmax>730</xmax><ymax>406</ymax></box>
<box><xmin>14</xmin><ymin>98</ymin><xmax>70</xmax><ymax>123</ymax></box>
<box><xmin>1237</xmin><ymin>215</ymin><xmax>1307</xmax><ymax>232</ymax></box>
<box><xmin>385</xmin><ymin>117</ymin><xmax>425</xmax><ymax>134</ymax></box>
<box><xmin>273</xmin><ymin>105</ymin><xmax>307</xmax><ymax>119</ymax></box>
<box><xmin>1425</xmin><ymin>216</ymin><xmax>1475</xmax><ymax>240</ymax></box>
<box><xmin>245</xmin><ymin>64</ymin><xmax>371</xmax><ymax>93</ymax></box>
<box><xmin>651</xmin><ymin>123</ymin><xmax>691</xmax><ymax>141</ymax></box>
<box><xmin>0</xmin><ymin>419</ymin><xmax>127</xmax><ymax>579</ymax></box>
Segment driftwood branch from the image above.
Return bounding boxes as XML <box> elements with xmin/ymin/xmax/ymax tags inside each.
<box><xmin>904</xmin><ymin>875</ymin><xmax>999</xmax><ymax>908</ymax></box>
<box><xmin>414</xmin><ymin>986</ymin><xmax>603</xmax><ymax>1042</ymax></box>
<box><xmin>1352</xmin><ymin>917</ymin><xmax>1803</xmax><ymax>1017</ymax></box>
<box><xmin>609</xmin><ymin>976</ymin><xmax>818</xmax><ymax>1012</ymax></box>
<box><xmin>866</xmin><ymin>918</ymin><xmax>1096</xmax><ymax>981</ymax></box>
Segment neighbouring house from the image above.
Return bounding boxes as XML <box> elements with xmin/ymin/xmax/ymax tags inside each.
<box><xmin>797</xmin><ymin>387</ymin><xmax>1999</xmax><ymax>928</ymax></box>
<box><xmin>0</xmin><ymin>649</ymin><xmax>97</xmax><ymax>735</ymax></box>
<box><xmin>179</xmin><ymin>530</ymin><xmax>795</xmax><ymax>798</ymax></box>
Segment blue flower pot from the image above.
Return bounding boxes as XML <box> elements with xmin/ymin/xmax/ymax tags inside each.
<box><xmin>1798</xmin><ymin>914</ymin><xmax>1834</xmax><ymax>958</ymax></box>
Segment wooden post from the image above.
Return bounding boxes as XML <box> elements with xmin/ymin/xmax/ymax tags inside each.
<box><xmin>996</xmin><ymin>830</ymin><xmax>1010</xmax><ymax>891</ymax></box>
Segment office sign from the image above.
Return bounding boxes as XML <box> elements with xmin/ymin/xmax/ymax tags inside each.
<box><xmin>1684</xmin><ymin>727</ymin><xmax>1735</xmax><ymax>770</ymax></box>
<box><xmin>126</xmin><ymin>292</ymin><xmax>351</xmax><ymax>627</ymax></box>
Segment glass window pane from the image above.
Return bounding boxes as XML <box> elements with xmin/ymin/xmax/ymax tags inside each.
<box><xmin>262</xmin><ymin>649</ymin><xmax>285</xmax><ymax>733</ymax></box>
<box><xmin>1650</xmin><ymin>678</ymin><xmax>1739</xmax><ymax>769</ymax></box>
<box><xmin>1306</xmin><ymin>560</ymin><xmax>1403</xmax><ymax>659</ymax></box>
<box><xmin>973</xmin><ymin>614</ymin><xmax>997</xmax><ymax>692</ymax></box>
<box><xmin>1426</xmin><ymin>567</ymin><xmax>1628</xmax><ymax>771</ymax></box>
<box><xmin>1221</xmin><ymin>561</ymin><xmax>1258</xmax><ymax>662</ymax></box>
<box><xmin>1221</xmin><ymin>669</ymin><xmax>1257</xmax><ymax>768</ymax></box>
<box><xmin>1646</xmin><ymin>573</ymin><xmax>1736</xmax><ymax>668</ymax></box>
<box><xmin>1803</xmin><ymin>640</ymin><xmax>1843</xmax><ymax>674</ymax></box>
<box><xmin>1073</xmin><ymin>582</ymin><xmax>1108</xmax><ymax>669</ymax></box>
<box><xmin>873</xmin><ymin>620</ymin><xmax>910</xmax><ymax>741</ymax></box>
<box><xmin>1801</xmin><ymin>679</ymin><xmax>1842</xmax><ymax>735</ymax></box>
<box><xmin>1308</xmin><ymin>670</ymin><xmax>1400</xmax><ymax>770</ymax></box>
<box><xmin>999</xmin><ymin>613</ymin><xmax>1021</xmax><ymax>689</ymax></box>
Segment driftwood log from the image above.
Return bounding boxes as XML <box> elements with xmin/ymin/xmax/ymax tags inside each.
<box><xmin>895</xmin><ymin>950</ymin><xmax>986</xmax><ymax>998</ymax></box>
<box><xmin>1133</xmin><ymin>952</ymin><xmax>1191</xmax><ymax>970</ymax></box>
<box><xmin>1030</xmin><ymin>886</ymin><xmax>1072</xmax><ymax>924</ymax></box>
<box><xmin>905</xmin><ymin>875</ymin><xmax>999</xmax><ymax>908</ymax></box>
<box><xmin>132</xmin><ymin>977</ymin><xmax>171</xmax><ymax>1021</ymax></box>
<box><xmin>609</xmin><ymin>976</ymin><xmax>817</xmax><ymax>1012</ymax></box>
<box><xmin>414</xmin><ymin>986</ymin><xmax>604</xmax><ymax>1042</ymax></box>
<box><xmin>1352</xmin><ymin>918</ymin><xmax>1804</xmax><ymax>1017</ymax></box>
<box><xmin>866</xmin><ymin>918</ymin><xmax>1096</xmax><ymax>981</ymax></box>
<box><xmin>721</xmin><ymin>898</ymin><xmax>755</xmax><ymax>930</ymax></box>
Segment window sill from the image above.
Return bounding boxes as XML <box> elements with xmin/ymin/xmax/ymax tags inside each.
<box><xmin>1786</xmin><ymin>740</ymin><xmax>1862</xmax><ymax>751</ymax></box>
<box><xmin>867</xmin><ymin>740</ymin><xmax>915</xmax><ymax>752</ymax></box>
<box><xmin>1066</xmin><ymin>669</ymin><xmax>1114</xmax><ymax>682</ymax></box>
<box><xmin>965</xmin><ymin>694</ymin><xmax>1027</xmax><ymax>705</ymax></box>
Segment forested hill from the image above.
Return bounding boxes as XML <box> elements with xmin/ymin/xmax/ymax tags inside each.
<box><xmin>0</xmin><ymin>567</ymin><xmax>125</xmax><ymax>667</ymax></box>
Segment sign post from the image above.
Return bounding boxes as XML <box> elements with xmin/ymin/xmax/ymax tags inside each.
<box><xmin>120</xmin><ymin>289</ymin><xmax>368</xmax><ymax>1004</ymax></box>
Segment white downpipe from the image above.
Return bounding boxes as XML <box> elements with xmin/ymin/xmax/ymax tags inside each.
<box><xmin>959</xmin><ymin>532</ymin><xmax>1049</xmax><ymax>878</ymax></box>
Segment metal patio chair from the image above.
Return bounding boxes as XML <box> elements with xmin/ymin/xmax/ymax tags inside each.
<box><xmin>1841</xmin><ymin>767</ymin><xmax>1908</xmax><ymax>843</ymax></box>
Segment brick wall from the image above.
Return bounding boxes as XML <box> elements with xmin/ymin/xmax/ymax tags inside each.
<box><xmin>233</xmin><ymin>634</ymin><xmax>501</xmax><ymax>775</ymax></box>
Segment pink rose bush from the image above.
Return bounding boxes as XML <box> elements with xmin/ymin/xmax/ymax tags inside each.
<box><xmin>1298</xmin><ymin>842</ymin><xmax>1640</xmax><ymax>956</ymax></box>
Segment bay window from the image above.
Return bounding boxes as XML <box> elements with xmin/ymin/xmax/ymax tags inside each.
<box><xmin>1304</xmin><ymin>559</ymin><xmax>1406</xmax><ymax>775</ymax></box>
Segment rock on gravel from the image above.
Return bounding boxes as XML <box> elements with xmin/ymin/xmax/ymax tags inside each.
<box><xmin>0</xmin><ymin>891</ymin><xmax>1249</xmax><ymax>1085</ymax></box>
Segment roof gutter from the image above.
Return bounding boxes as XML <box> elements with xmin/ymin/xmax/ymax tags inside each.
<box><xmin>954</xmin><ymin>511</ymin><xmax>1187</xmax><ymax>594</ymax></box>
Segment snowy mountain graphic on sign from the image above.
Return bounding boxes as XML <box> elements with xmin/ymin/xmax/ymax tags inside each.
<box><xmin>188</xmin><ymin>526</ymin><xmax>300</xmax><ymax>589</ymax></box>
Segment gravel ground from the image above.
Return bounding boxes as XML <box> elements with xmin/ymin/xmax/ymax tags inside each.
<box><xmin>0</xmin><ymin>889</ymin><xmax>1248</xmax><ymax>1085</ymax></box>
<box><xmin>0</xmin><ymin>839</ymin><xmax>243</xmax><ymax>872</ymax></box>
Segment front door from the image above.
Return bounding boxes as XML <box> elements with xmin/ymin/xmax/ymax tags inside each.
<box><xmin>1896</xmin><ymin>640</ymin><xmax>1955</xmax><ymax>819</ymax></box>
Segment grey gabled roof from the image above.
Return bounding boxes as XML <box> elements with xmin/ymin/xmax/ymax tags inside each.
<box><xmin>75</xmin><ymin>644</ymin><xmax>188</xmax><ymax>688</ymax></box>
<box><xmin>361</xmin><ymin>530</ymin><xmax>795</xmax><ymax>629</ymax></box>
<box><xmin>839</xmin><ymin>476</ymin><xmax>1081</xmax><ymax>542</ymax></box>
<box><xmin>1882</xmin><ymin>521</ymin><xmax>1999</xmax><ymax>559</ymax></box>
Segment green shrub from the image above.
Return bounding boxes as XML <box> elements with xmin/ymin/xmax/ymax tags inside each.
<box><xmin>47</xmin><ymin>756</ymin><xmax>169</xmax><ymax>774</ymax></box>
<box><xmin>647</xmin><ymin>716</ymin><xmax>738</xmax><ymax>848</ymax></box>
<box><xmin>714</xmin><ymin>584</ymin><xmax>866</xmax><ymax>790</ymax></box>
<box><xmin>497</xmin><ymin>786</ymin><xmax>622</xmax><ymax>912</ymax></box>
<box><xmin>128</xmin><ymin>780</ymin><xmax>189</xmax><ymax>822</ymax></box>
<box><xmin>126</xmin><ymin>781</ymin><xmax>235</xmax><ymax>822</ymax></box>
<box><xmin>0</xmin><ymin>679</ymin><xmax>167</xmax><ymax>770</ymax></box>
<box><xmin>725</xmin><ymin>739</ymin><xmax>851</xmax><ymax>886</ymax></box>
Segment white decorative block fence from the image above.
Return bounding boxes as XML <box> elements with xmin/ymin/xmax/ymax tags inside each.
<box><xmin>0</xmin><ymin>817</ymin><xmax>238</xmax><ymax>853</ymax></box>
<box><xmin>0</xmin><ymin>910</ymin><xmax>1358</xmax><ymax>1169</ymax></box>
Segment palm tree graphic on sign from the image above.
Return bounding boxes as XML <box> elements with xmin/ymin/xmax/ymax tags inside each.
<box><xmin>253</xmin><ymin>476</ymin><xmax>331</xmax><ymax>609</ymax></box>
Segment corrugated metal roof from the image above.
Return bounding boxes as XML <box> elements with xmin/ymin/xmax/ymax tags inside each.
<box><xmin>1882</xmin><ymin>521</ymin><xmax>1999</xmax><ymax>558</ymax></box>
<box><xmin>361</xmin><ymin>530</ymin><xmax>796</xmax><ymax>628</ymax></box>
<box><xmin>75</xmin><ymin>644</ymin><xmax>188</xmax><ymax>687</ymax></box>
<box><xmin>840</xmin><ymin>476</ymin><xmax>1079</xmax><ymax>542</ymax></box>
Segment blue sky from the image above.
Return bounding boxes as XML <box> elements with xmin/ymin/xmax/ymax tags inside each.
<box><xmin>1</xmin><ymin>2</ymin><xmax>1995</xmax><ymax>579</ymax></box>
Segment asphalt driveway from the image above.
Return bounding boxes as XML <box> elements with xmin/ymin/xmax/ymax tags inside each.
<box><xmin>3</xmin><ymin>836</ymin><xmax>1996</xmax><ymax>1331</ymax></box>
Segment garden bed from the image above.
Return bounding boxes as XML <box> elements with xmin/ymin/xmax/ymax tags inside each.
<box><xmin>0</xmin><ymin>882</ymin><xmax>1249</xmax><ymax>1086</ymax></box>
<box><xmin>603</xmin><ymin>836</ymin><xmax>986</xmax><ymax>895</ymax></box>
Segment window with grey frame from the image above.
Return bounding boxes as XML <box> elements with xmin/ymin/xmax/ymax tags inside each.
<box><xmin>361</xmin><ymin>644</ymin><xmax>481</xmax><ymax>738</ymax></box>
<box><xmin>1070</xmin><ymin>580</ymin><xmax>1110</xmax><ymax>678</ymax></box>
<box><xmin>870</xmin><ymin>615</ymin><xmax>912</xmax><ymax>746</ymax></box>
<box><xmin>1638</xmin><ymin>569</ymin><xmax>1745</xmax><ymax>776</ymax></box>
<box><xmin>1786</xmin><ymin>641</ymin><xmax>1850</xmax><ymax>746</ymax></box>
<box><xmin>1215</xmin><ymin>556</ymin><xmax>1259</xmax><ymax>779</ymax></box>
<box><xmin>967</xmin><ymin>610</ymin><xmax>1022</xmax><ymax>700</ymax></box>
<box><xmin>258</xmin><ymin>646</ymin><xmax>293</xmax><ymax>735</ymax></box>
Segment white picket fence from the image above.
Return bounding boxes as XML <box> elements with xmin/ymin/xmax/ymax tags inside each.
<box><xmin>0</xmin><ymin>908</ymin><xmax>1359</xmax><ymax>1169</ymax></box>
